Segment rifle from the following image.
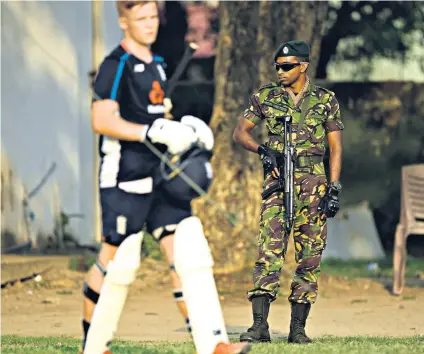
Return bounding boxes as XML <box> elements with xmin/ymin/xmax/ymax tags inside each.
<box><xmin>263</xmin><ymin>87</ymin><xmax>312</xmax><ymax>233</ymax></box>
<box><xmin>278</xmin><ymin>115</ymin><xmax>296</xmax><ymax>233</ymax></box>
<box><xmin>260</xmin><ymin>114</ymin><xmax>296</xmax><ymax>233</ymax></box>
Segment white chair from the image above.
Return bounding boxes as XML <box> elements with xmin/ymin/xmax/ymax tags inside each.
<box><xmin>392</xmin><ymin>164</ymin><xmax>424</xmax><ymax>295</ymax></box>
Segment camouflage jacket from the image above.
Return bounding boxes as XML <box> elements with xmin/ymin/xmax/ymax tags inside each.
<box><xmin>244</xmin><ymin>81</ymin><xmax>344</xmax><ymax>157</ymax></box>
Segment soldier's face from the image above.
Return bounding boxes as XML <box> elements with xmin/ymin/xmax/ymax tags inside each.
<box><xmin>275</xmin><ymin>56</ymin><xmax>307</xmax><ymax>86</ymax></box>
<box><xmin>119</xmin><ymin>2</ymin><xmax>159</xmax><ymax>46</ymax></box>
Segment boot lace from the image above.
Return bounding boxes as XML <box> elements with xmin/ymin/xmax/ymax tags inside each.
<box><xmin>248</xmin><ymin>314</ymin><xmax>264</xmax><ymax>332</ymax></box>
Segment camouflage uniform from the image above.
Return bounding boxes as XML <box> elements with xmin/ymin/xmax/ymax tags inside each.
<box><xmin>244</xmin><ymin>81</ymin><xmax>344</xmax><ymax>305</ymax></box>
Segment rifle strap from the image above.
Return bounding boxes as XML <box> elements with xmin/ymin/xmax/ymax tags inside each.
<box><xmin>297</xmin><ymin>84</ymin><xmax>314</xmax><ymax>132</ymax></box>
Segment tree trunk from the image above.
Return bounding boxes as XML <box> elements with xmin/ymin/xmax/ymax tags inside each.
<box><xmin>193</xmin><ymin>1</ymin><xmax>329</xmax><ymax>273</ymax></box>
<box><xmin>316</xmin><ymin>1</ymin><xmax>353</xmax><ymax>79</ymax></box>
<box><xmin>193</xmin><ymin>1</ymin><xmax>261</xmax><ymax>273</ymax></box>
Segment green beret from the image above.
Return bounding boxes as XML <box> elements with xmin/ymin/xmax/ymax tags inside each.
<box><xmin>274</xmin><ymin>40</ymin><xmax>310</xmax><ymax>61</ymax></box>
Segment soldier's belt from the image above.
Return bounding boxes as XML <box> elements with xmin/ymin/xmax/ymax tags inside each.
<box><xmin>261</xmin><ymin>155</ymin><xmax>323</xmax><ymax>200</ymax></box>
<box><xmin>267</xmin><ymin>135</ymin><xmax>323</xmax><ymax>167</ymax></box>
<box><xmin>271</xmin><ymin>153</ymin><xmax>323</xmax><ymax>167</ymax></box>
<box><xmin>296</xmin><ymin>155</ymin><xmax>323</xmax><ymax>167</ymax></box>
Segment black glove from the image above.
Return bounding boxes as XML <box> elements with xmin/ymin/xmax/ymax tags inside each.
<box><xmin>318</xmin><ymin>181</ymin><xmax>342</xmax><ymax>218</ymax></box>
<box><xmin>258</xmin><ymin>144</ymin><xmax>280</xmax><ymax>176</ymax></box>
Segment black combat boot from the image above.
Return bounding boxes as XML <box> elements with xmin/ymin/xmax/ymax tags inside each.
<box><xmin>239</xmin><ymin>296</ymin><xmax>271</xmax><ymax>343</ymax></box>
<box><xmin>288</xmin><ymin>302</ymin><xmax>312</xmax><ymax>344</ymax></box>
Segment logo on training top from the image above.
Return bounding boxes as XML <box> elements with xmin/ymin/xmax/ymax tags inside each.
<box><xmin>156</xmin><ymin>64</ymin><xmax>167</xmax><ymax>81</ymax></box>
<box><xmin>283</xmin><ymin>46</ymin><xmax>289</xmax><ymax>54</ymax></box>
<box><xmin>148</xmin><ymin>80</ymin><xmax>165</xmax><ymax>114</ymax></box>
<box><xmin>134</xmin><ymin>64</ymin><xmax>145</xmax><ymax>73</ymax></box>
<box><xmin>149</xmin><ymin>81</ymin><xmax>165</xmax><ymax>104</ymax></box>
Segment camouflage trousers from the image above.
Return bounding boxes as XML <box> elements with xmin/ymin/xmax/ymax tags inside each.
<box><xmin>247</xmin><ymin>166</ymin><xmax>328</xmax><ymax>305</ymax></box>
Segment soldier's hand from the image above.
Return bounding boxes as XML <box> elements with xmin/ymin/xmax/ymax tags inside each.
<box><xmin>318</xmin><ymin>194</ymin><xmax>339</xmax><ymax>218</ymax></box>
<box><xmin>258</xmin><ymin>144</ymin><xmax>280</xmax><ymax>178</ymax></box>
<box><xmin>318</xmin><ymin>182</ymin><xmax>341</xmax><ymax>218</ymax></box>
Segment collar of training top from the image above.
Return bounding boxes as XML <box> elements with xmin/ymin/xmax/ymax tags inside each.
<box><xmin>119</xmin><ymin>40</ymin><xmax>164</xmax><ymax>64</ymax></box>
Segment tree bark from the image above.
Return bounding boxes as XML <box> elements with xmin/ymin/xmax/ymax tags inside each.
<box><xmin>193</xmin><ymin>1</ymin><xmax>329</xmax><ymax>273</ymax></box>
<box><xmin>192</xmin><ymin>1</ymin><xmax>261</xmax><ymax>273</ymax></box>
<box><xmin>316</xmin><ymin>1</ymin><xmax>354</xmax><ymax>79</ymax></box>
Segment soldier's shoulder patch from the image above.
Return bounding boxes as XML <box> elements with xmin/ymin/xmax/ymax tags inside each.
<box><xmin>257</xmin><ymin>82</ymin><xmax>280</xmax><ymax>101</ymax></box>
<box><xmin>314</xmin><ymin>85</ymin><xmax>336</xmax><ymax>101</ymax></box>
<box><xmin>259</xmin><ymin>82</ymin><xmax>279</xmax><ymax>91</ymax></box>
<box><xmin>314</xmin><ymin>85</ymin><xmax>334</xmax><ymax>94</ymax></box>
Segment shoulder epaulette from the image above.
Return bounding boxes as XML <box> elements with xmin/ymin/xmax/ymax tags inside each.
<box><xmin>259</xmin><ymin>82</ymin><xmax>279</xmax><ymax>90</ymax></box>
<box><xmin>259</xmin><ymin>82</ymin><xmax>279</xmax><ymax>91</ymax></box>
<box><xmin>314</xmin><ymin>84</ymin><xmax>334</xmax><ymax>95</ymax></box>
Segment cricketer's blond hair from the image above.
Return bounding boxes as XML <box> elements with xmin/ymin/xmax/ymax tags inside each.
<box><xmin>116</xmin><ymin>0</ymin><xmax>158</xmax><ymax>16</ymax></box>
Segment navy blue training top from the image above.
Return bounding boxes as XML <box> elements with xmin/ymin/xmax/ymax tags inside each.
<box><xmin>93</xmin><ymin>43</ymin><xmax>168</xmax><ymax>186</ymax></box>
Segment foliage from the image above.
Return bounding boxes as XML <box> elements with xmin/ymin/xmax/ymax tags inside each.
<box><xmin>141</xmin><ymin>232</ymin><xmax>163</xmax><ymax>261</ymax></box>
<box><xmin>317</xmin><ymin>1</ymin><xmax>424</xmax><ymax>78</ymax></box>
<box><xmin>319</xmin><ymin>81</ymin><xmax>424</xmax><ymax>248</ymax></box>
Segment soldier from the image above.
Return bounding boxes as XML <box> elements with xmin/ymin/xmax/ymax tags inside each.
<box><xmin>233</xmin><ymin>40</ymin><xmax>344</xmax><ymax>344</ymax></box>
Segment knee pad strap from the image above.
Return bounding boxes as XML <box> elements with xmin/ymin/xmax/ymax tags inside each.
<box><xmin>96</xmin><ymin>261</ymin><xmax>107</xmax><ymax>276</ymax></box>
<box><xmin>83</xmin><ymin>282</ymin><xmax>100</xmax><ymax>304</ymax></box>
<box><xmin>173</xmin><ymin>289</ymin><xmax>184</xmax><ymax>302</ymax></box>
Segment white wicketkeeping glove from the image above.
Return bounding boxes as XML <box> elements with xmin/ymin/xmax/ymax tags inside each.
<box><xmin>180</xmin><ymin>115</ymin><xmax>214</xmax><ymax>151</ymax></box>
<box><xmin>142</xmin><ymin>118</ymin><xmax>198</xmax><ymax>155</ymax></box>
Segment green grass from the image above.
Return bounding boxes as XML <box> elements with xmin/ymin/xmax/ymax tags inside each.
<box><xmin>1</xmin><ymin>335</ymin><xmax>423</xmax><ymax>354</ymax></box>
<box><xmin>320</xmin><ymin>256</ymin><xmax>424</xmax><ymax>280</ymax></box>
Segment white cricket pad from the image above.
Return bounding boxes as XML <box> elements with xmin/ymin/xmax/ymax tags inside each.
<box><xmin>84</xmin><ymin>232</ymin><xmax>144</xmax><ymax>354</ymax></box>
<box><xmin>174</xmin><ymin>217</ymin><xmax>228</xmax><ymax>354</ymax></box>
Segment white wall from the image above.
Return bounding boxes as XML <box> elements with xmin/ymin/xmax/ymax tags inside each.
<box><xmin>1</xmin><ymin>0</ymin><xmax>95</xmax><ymax>245</ymax></box>
<box><xmin>103</xmin><ymin>0</ymin><xmax>123</xmax><ymax>53</ymax></box>
<box><xmin>324</xmin><ymin>202</ymin><xmax>386</xmax><ymax>260</ymax></box>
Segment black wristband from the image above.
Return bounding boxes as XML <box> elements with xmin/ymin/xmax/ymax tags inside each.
<box><xmin>257</xmin><ymin>144</ymin><xmax>267</xmax><ymax>155</ymax></box>
<box><xmin>328</xmin><ymin>181</ymin><xmax>342</xmax><ymax>196</ymax></box>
